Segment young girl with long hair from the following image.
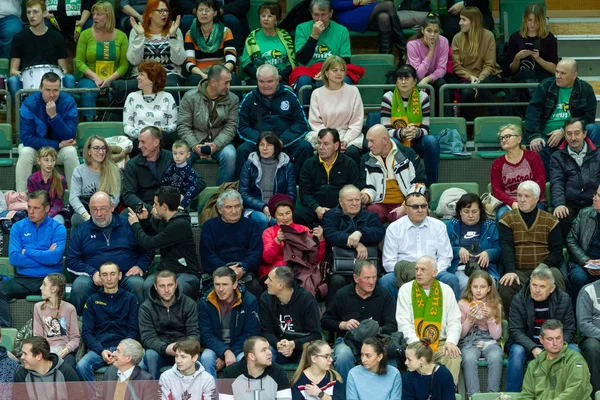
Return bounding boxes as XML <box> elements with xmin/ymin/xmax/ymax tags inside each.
<box><xmin>33</xmin><ymin>273</ymin><xmax>80</xmax><ymax>369</ymax></box>
<box><xmin>458</xmin><ymin>269</ymin><xmax>504</xmax><ymax>397</ymax></box>
<box><xmin>402</xmin><ymin>338</ymin><xmax>455</xmax><ymax>399</ymax></box>
<box><xmin>26</xmin><ymin>147</ymin><xmax>67</xmax><ymax>225</ymax></box>
<box><xmin>291</xmin><ymin>340</ymin><xmax>343</xmax><ymax>400</ymax></box>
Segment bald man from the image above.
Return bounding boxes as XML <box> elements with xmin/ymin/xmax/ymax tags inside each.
<box><xmin>360</xmin><ymin>124</ymin><xmax>426</xmax><ymax>223</ymax></box>
<box><xmin>67</xmin><ymin>191</ymin><xmax>153</xmax><ymax>315</ymax></box>
<box><xmin>525</xmin><ymin>58</ymin><xmax>600</xmax><ymax>172</ymax></box>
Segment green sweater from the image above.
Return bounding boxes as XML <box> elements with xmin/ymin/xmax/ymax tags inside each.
<box><xmin>520</xmin><ymin>344</ymin><xmax>592</xmax><ymax>400</ymax></box>
<box><xmin>75</xmin><ymin>28</ymin><xmax>129</xmax><ymax>77</ymax></box>
<box><xmin>295</xmin><ymin>20</ymin><xmax>351</xmax><ymax>66</ymax></box>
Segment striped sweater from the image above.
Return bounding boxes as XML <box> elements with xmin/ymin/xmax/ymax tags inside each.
<box><xmin>380</xmin><ymin>89</ymin><xmax>431</xmax><ymax>141</ymax></box>
<box><xmin>184</xmin><ymin>26</ymin><xmax>236</xmax><ymax>72</ymax></box>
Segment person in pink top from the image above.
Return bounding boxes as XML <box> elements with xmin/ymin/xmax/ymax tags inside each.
<box><xmin>406</xmin><ymin>13</ymin><xmax>450</xmax><ymax>114</ymax></box>
<box><xmin>260</xmin><ymin>194</ymin><xmax>326</xmax><ymax>280</ymax></box>
<box><xmin>458</xmin><ymin>269</ymin><xmax>503</xmax><ymax>397</ymax></box>
<box><xmin>491</xmin><ymin>123</ymin><xmax>546</xmax><ymax>220</ymax></box>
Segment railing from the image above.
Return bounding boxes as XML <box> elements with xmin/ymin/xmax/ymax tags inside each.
<box><xmin>0</xmin><ymin>89</ymin><xmax>12</xmax><ymax>127</ymax></box>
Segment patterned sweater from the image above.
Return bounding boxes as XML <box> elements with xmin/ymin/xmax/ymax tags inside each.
<box><xmin>123</xmin><ymin>91</ymin><xmax>178</xmax><ymax>139</ymax></box>
<box><xmin>126</xmin><ymin>28</ymin><xmax>187</xmax><ymax>77</ymax></box>
<box><xmin>160</xmin><ymin>163</ymin><xmax>204</xmax><ymax>208</ymax></box>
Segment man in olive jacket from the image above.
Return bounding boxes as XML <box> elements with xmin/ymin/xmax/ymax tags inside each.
<box><xmin>520</xmin><ymin>319</ymin><xmax>592</xmax><ymax>400</ymax></box>
<box><xmin>177</xmin><ymin>64</ymin><xmax>238</xmax><ymax>184</ymax></box>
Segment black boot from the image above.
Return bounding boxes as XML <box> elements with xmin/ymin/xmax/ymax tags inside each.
<box><xmin>391</xmin><ymin>15</ymin><xmax>407</xmax><ymax>62</ymax></box>
<box><xmin>379</xmin><ymin>30</ymin><xmax>393</xmax><ymax>54</ymax></box>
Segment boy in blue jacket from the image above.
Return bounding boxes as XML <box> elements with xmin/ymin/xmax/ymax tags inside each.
<box><xmin>1</xmin><ymin>190</ymin><xmax>66</xmax><ymax>327</ymax></box>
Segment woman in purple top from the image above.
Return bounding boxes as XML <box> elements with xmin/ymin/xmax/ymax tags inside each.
<box><xmin>26</xmin><ymin>147</ymin><xmax>67</xmax><ymax>225</ymax></box>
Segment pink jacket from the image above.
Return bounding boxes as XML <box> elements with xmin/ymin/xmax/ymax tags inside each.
<box><xmin>458</xmin><ymin>300</ymin><xmax>502</xmax><ymax>340</ymax></box>
<box><xmin>407</xmin><ymin>36</ymin><xmax>449</xmax><ymax>82</ymax></box>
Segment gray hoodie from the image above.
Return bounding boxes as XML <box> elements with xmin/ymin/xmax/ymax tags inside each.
<box><xmin>13</xmin><ymin>354</ymin><xmax>83</xmax><ymax>400</ymax></box>
<box><xmin>158</xmin><ymin>362</ymin><xmax>216</xmax><ymax>400</ymax></box>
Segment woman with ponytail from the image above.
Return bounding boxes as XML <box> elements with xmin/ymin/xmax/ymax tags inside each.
<box><xmin>346</xmin><ymin>337</ymin><xmax>401</xmax><ymax>399</ymax></box>
<box><xmin>26</xmin><ymin>147</ymin><xmax>68</xmax><ymax>225</ymax></box>
<box><xmin>402</xmin><ymin>338</ymin><xmax>455</xmax><ymax>399</ymax></box>
<box><xmin>33</xmin><ymin>273</ymin><xmax>80</xmax><ymax>369</ymax></box>
<box><xmin>291</xmin><ymin>340</ymin><xmax>344</xmax><ymax>400</ymax></box>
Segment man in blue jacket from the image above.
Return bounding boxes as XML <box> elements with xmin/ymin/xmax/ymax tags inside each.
<box><xmin>15</xmin><ymin>72</ymin><xmax>79</xmax><ymax>192</ymax></box>
<box><xmin>199</xmin><ymin>266</ymin><xmax>259</xmax><ymax>378</ymax></box>
<box><xmin>67</xmin><ymin>192</ymin><xmax>153</xmax><ymax>315</ymax></box>
<box><xmin>77</xmin><ymin>261</ymin><xmax>139</xmax><ymax>383</ymax></box>
<box><xmin>1</xmin><ymin>190</ymin><xmax>66</xmax><ymax>327</ymax></box>
<box><xmin>236</xmin><ymin>64</ymin><xmax>311</xmax><ymax>180</ymax></box>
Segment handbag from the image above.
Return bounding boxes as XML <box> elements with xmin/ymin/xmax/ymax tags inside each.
<box><xmin>332</xmin><ymin>246</ymin><xmax>378</xmax><ymax>275</ymax></box>
<box><xmin>481</xmin><ymin>192</ymin><xmax>504</xmax><ymax>219</ymax></box>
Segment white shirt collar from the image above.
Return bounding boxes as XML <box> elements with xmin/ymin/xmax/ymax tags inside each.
<box><xmin>117</xmin><ymin>366</ymin><xmax>135</xmax><ymax>382</ymax></box>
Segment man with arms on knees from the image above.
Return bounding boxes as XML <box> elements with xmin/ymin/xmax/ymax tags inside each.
<box><xmin>295</xmin><ymin>128</ymin><xmax>362</xmax><ymax>228</ymax></box>
<box><xmin>379</xmin><ymin>192</ymin><xmax>459</xmax><ymax>299</ymax></box>
<box><xmin>178</xmin><ymin>64</ymin><xmax>238</xmax><ymax>185</ymax></box>
<box><xmin>221</xmin><ymin>336</ymin><xmax>292</xmax><ymax>400</ymax></box>
<box><xmin>396</xmin><ymin>256</ymin><xmax>462</xmax><ymax>385</ymax></box>
<box><xmin>260</xmin><ymin>266</ymin><xmax>321</xmax><ymax>364</ymax></box>
<box><xmin>158</xmin><ymin>338</ymin><xmax>216</xmax><ymax>400</ymax></box>
<box><xmin>14</xmin><ymin>336</ymin><xmax>82</xmax><ymax>398</ymax></box>
<box><xmin>520</xmin><ymin>319</ymin><xmax>592</xmax><ymax>400</ymax></box>
<box><xmin>122</xmin><ymin>126</ymin><xmax>173</xmax><ymax>212</ymax></box>
<box><xmin>16</xmin><ymin>72</ymin><xmax>78</xmax><ymax>192</ymax></box>
<box><xmin>322</xmin><ymin>184</ymin><xmax>385</xmax><ymax>302</ymax></box>
<box><xmin>67</xmin><ymin>192</ymin><xmax>152</xmax><ymax>314</ymax></box>
<box><xmin>321</xmin><ymin>260</ymin><xmax>397</xmax><ymax>381</ymax></box>
<box><xmin>526</xmin><ymin>58</ymin><xmax>600</xmax><ymax>172</ymax></box>
<box><xmin>76</xmin><ymin>262</ymin><xmax>139</xmax><ymax>383</ymax></box>
<box><xmin>201</xmin><ymin>189</ymin><xmax>263</xmax><ymax>298</ymax></box>
<box><xmin>128</xmin><ymin>186</ymin><xmax>201</xmax><ymax>300</ymax></box>
<box><xmin>237</xmin><ymin>64</ymin><xmax>311</xmax><ymax>180</ymax></box>
<box><xmin>576</xmin><ymin>278</ymin><xmax>600</xmax><ymax>395</ymax></box>
<box><xmin>1</xmin><ymin>190</ymin><xmax>66</xmax><ymax>327</ymax></box>
<box><xmin>498</xmin><ymin>180</ymin><xmax>566</xmax><ymax>315</ymax></box>
<box><xmin>199</xmin><ymin>266</ymin><xmax>259</xmax><ymax>378</ymax></box>
<box><xmin>550</xmin><ymin>117</ymin><xmax>600</xmax><ymax>240</ymax></box>
<box><xmin>138</xmin><ymin>270</ymin><xmax>200</xmax><ymax>380</ymax></box>
<box><xmin>505</xmin><ymin>265</ymin><xmax>576</xmax><ymax>393</ymax></box>
<box><xmin>99</xmin><ymin>339</ymin><xmax>156</xmax><ymax>400</ymax></box>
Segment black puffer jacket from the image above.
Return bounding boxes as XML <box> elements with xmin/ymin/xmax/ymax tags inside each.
<box><xmin>549</xmin><ymin>137</ymin><xmax>600</xmax><ymax>209</ymax></box>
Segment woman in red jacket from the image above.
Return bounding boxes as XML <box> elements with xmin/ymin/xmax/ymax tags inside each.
<box><xmin>260</xmin><ymin>194</ymin><xmax>326</xmax><ymax>279</ymax></box>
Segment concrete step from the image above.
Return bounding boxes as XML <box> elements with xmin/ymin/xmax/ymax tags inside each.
<box><xmin>556</xmin><ymin>35</ymin><xmax>600</xmax><ymax>58</ymax></box>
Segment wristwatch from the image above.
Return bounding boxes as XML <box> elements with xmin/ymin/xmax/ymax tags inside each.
<box><xmin>318</xmin><ymin>391</ymin><xmax>325</xmax><ymax>399</ymax></box>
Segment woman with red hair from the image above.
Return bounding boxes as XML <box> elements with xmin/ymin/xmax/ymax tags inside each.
<box><xmin>123</xmin><ymin>61</ymin><xmax>178</xmax><ymax>153</ymax></box>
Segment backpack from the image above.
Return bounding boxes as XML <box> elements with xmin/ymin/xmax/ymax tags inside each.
<box><xmin>13</xmin><ymin>318</ymin><xmax>33</xmax><ymax>358</ymax></box>
<box><xmin>377</xmin><ymin>331</ymin><xmax>407</xmax><ymax>362</ymax></box>
<box><xmin>437</xmin><ymin>128</ymin><xmax>465</xmax><ymax>155</ymax></box>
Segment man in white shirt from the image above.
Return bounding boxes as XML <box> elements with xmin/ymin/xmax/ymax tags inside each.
<box><xmin>379</xmin><ymin>192</ymin><xmax>458</xmax><ymax>299</ymax></box>
<box><xmin>396</xmin><ymin>256</ymin><xmax>462</xmax><ymax>385</ymax></box>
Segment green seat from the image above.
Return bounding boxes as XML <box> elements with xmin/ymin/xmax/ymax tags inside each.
<box><xmin>247</xmin><ymin>0</ymin><xmax>268</xmax><ymax>31</ymax></box>
<box><xmin>0</xmin><ymin>328</ymin><xmax>16</xmax><ymax>352</ymax></box>
<box><xmin>471</xmin><ymin>394</ymin><xmax>520</xmax><ymax>400</ymax></box>
<box><xmin>455</xmin><ymin>395</ymin><xmax>462</xmax><ymax>400</ymax></box>
<box><xmin>281</xmin><ymin>363</ymin><xmax>299</xmax><ymax>371</ymax></box>
<box><xmin>0</xmin><ymin>59</ymin><xmax>9</xmax><ymax>78</ymax></box>
<box><xmin>0</xmin><ymin>258</ymin><xmax>15</xmax><ymax>278</ymax></box>
<box><xmin>0</xmin><ymin>124</ymin><xmax>13</xmax><ymax>166</ymax></box>
<box><xmin>596</xmin><ymin>391</ymin><xmax>600</xmax><ymax>400</ymax></box>
<box><xmin>25</xmin><ymin>295</ymin><xmax>43</xmax><ymax>302</ymax></box>
<box><xmin>350</xmin><ymin>54</ymin><xmax>395</xmax><ymax>107</ymax></box>
<box><xmin>474</xmin><ymin>116</ymin><xmax>522</xmax><ymax>159</ymax></box>
<box><xmin>197</xmin><ymin>186</ymin><xmax>218</xmax><ymax>213</ymax></box>
<box><xmin>76</xmin><ymin>122</ymin><xmax>125</xmax><ymax>151</ymax></box>
<box><xmin>429</xmin><ymin>182</ymin><xmax>479</xmax><ymax>210</ymax></box>
<box><xmin>430</xmin><ymin>117</ymin><xmax>471</xmax><ymax>160</ymax></box>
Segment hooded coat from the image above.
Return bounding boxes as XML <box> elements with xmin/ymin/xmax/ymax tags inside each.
<box><xmin>13</xmin><ymin>354</ymin><xmax>83</xmax><ymax>400</ymax></box>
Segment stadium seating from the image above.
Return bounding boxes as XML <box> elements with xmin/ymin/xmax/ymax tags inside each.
<box><xmin>474</xmin><ymin>116</ymin><xmax>522</xmax><ymax>159</ymax></box>
<box><xmin>429</xmin><ymin>182</ymin><xmax>480</xmax><ymax>210</ymax></box>
<box><xmin>430</xmin><ymin>117</ymin><xmax>471</xmax><ymax>159</ymax></box>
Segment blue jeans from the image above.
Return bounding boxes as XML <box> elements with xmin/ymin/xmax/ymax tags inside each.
<box><xmin>200</xmin><ymin>348</ymin><xmax>244</xmax><ymax>378</ymax></box>
<box><xmin>141</xmin><ymin>349</ymin><xmax>174</xmax><ymax>380</ymax></box>
<box><xmin>248</xmin><ymin>210</ymin><xmax>275</xmax><ymax>232</ymax></box>
<box><xmin>76</xmin><ymin>347</ymin><xmax>117</xmax><ymax>381</ymax></box>
<box><xmin>70</xmin><ymin>274</ymin><xmax>145</xmax><ymax>315</ymax></box>
<box><xmin>569</xmin><ymin>263</ymin><xmax>600</xmax><ymax>307</ymax></box>
<box><xmin>143</xmin><ymin>272</ymin><xmax>200</xmax><ymax>301</ymax></box>
<box><xmin>538</xmin><ymin>123</ymin><xmax>600</xmax><ymax>172</ymax></box>
<box><xmin>506</xmin><ymin>343</ymin><xmax>580</xmax><ymax>392</ymax></box>
<box><xmin>269</xmin><ymin>345</ymin><xmax>301</xmax><ymax>365</ymax></box>
<box><xmin>378</xmin><ymin>270</ymin><xmax>460</xmax><ymax>300</ymax></box>
<box><xmin>76</xmin><ymin>77</ymin><xmax>100</xmax><ymax>118</ymax></box>
<box><xmin>190</xmin><ymin>143</ymin><xmax>236</xmax><ymax>185</ymax></box>
<box><xmin>8</xmin><ymin>74</ymin><xmax>75</xmax><ymax>102</ymax></box>
<box><xmin>333</xmin><ymin>337</ymin><xmax>355</xmax><ymax>383</ymax></box>
<box><xmin>295</xmin><ymin>75</ymin><xmax>353</xmax><ymax>107</ymax></box>
<box><xmin>0</xmin><ymin>15</ymin><xmax>23</xmax><ymax>59</ymax></box>
<box><xmin>461</xmin><ymin>342</ymin><xmax>503</xmax><ymax>395</ymax></box>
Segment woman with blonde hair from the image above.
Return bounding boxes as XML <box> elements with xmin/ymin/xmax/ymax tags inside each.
<box><xmin>307</xmin><ymin>56</ymin><xmax>364</xmax><ymax>165</ymax></box>
<box><xmin>291</xmin><ymin>340</ymin><xmax>343</xmax><ymax>400</ymax></box>
<box><xmin>402</xmin><ymin>338</ymin><xmax>455</xmax><ymax>399</ymax></box>
<box><xmin>451</xmin><ymin>6</ymin><xmax>502</xmax><ymax>117</ymax></box>
<box><xmin>27</xmin><ymin>147</ymin><xmax>68</xmax><ymax>225</ymax></box>
<box><xmin>69</xmin><ymin>135</ymin><xmax>121</xmax><ymax>229</ymax></box>
<box><xmin>491</xmin><ymin>123</ymin><xmax>546</xmax><ymax>219</ymax></box>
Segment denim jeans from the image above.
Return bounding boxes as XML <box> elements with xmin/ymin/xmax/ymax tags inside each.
<box><xmin>569</xmin><ymin>263</ymin><xmax>600</xmax><ymax>308</ymax></box>
<box><xmin>0</xmin><ymin>15</ymin><xmax>23</xmax><ymax>59</ymax></box>
<box><xmin>247</xmin><ymin>210</ymin><xmax>273</xmax><ymax>232</ymax></box>
<box><xmin>378</xmin><ymin>269</ymin><xmax>461</xmax><ymax>300</ymax></box>
<box><xmin>76</xmin><ymin>77</ymin><xmax>100</xmax><ymax>118</ymax></box>
<box><xmin>8</xmin><ymin>74</ymin><xmax>75</xmax><ymax>102</ymax></box>
<box><xmin>76</xmin><ymin>347</ymin><xmax>117</xmax><ymax>381</ymax></box>
<box><xmin>199</xmin><ymin>348</ymin><xmax>244</xmax><ymax>378</ymax></box>
<box><xmin>190</xmin><ymin>143</ymin><xmax>236</xmax><ymax>185</ymax></box>
<box><xmin>143</xmin><ymin>272</ymin><xmax>201</xmax><ymax>301</ymax></box>
<box><xmin>141</xmin><ymin>349</ymin><xmax>174</xmax><ymax>380</ymax></box>
<box><xmin>70</xmin><ymin>274</ymin><xmax>145</xmax><ymax>315</ymax></box>
<box><xmin>460</xmin><ymin>329</ymin><xmax>503</xmax><ymax>395</ymax></box>
<box><xmin>332</xmin><ymin>337</ymin><xmax>355</xmax><ymax>383</ymax></box>
<box><xmin>0</xmin><ymin>276</ymin><xmax>44</xmax><ymax>327</ymax></box>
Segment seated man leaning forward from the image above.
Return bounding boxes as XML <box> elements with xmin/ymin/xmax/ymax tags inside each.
<box><xmin>396</xmin><ymin>256</ymin><xmax>463</xmax><ymax>386</ymax></box>
<box><xmin>67</xmin><ymin>191</ymin><xmax>153</xmax><ymax>315</ymax></box>
<box><xmin>498</xmin><ymin>180</ymin><xmax>566</xmax><ymax>315</ymax></box>
<box><xmin>379</xmin><ymin>192</ymin><xmax>459</xmax><ymax>300</ymax></box>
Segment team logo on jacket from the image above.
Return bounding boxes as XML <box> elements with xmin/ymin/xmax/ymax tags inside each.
<box><xmin>281</xmin><ymin>101</ymin><xmax>290</xmax><ymax>111</ymax></box>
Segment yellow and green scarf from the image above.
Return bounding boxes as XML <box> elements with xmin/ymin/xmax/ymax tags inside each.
<box><xmin>412</xmin><ymin>279</ymin><xmax>443</xmax><ymax>351</ymax></box>
<box><xmin>391</xmin><ymin>86</ymin><xmax>422</xmax><ymax>147</ymax></box>
<box><xmin>245</xmin><ymin>28</ymin><xmax>296</xmax><ymax>69</ymax></box>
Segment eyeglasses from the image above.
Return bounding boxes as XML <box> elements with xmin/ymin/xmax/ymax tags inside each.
<box><xmin>90</xmin><ymin>206</ymin><xmax>110</xmax><ymax>213</ymax></box>
<box><xmin>397</xmin><ymin>77</ymin><xmax>412</xmax><ymax>82</ymax></box>
<box><xmin>406</xmin><ymin>204</ymin><xmax>428</xmax><ymax>210</ymax></box>
<box><xmin>197</xmin><ymin>8</ymin><xmax>214</xmax><ymax>14</ymax></box>
<box><xmin>498</xmin><ymin>134</ymin><xmax>520</xmax><ymax>142</ymax></box>
<box><xmin>91</xmin><ymin>146</ymin><xmax>108</xmax><ymax>152</ymax></box>
<box><xmin>315</xmin><ymin>354</ymin><xmax>333</xmax><ymax>360</ymax></box>
<box><xmin>154</xmin><ymin>8</ymin><xmax>169</xmax><ymax>15</ymax></box>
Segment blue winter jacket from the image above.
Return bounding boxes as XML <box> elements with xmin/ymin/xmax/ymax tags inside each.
<box><xmin>66</xmin><ymin>213</ymin><xmax>153</xmax><ymax>277</ymax></box>
<box><xmin>20</xmin><ymin>91</ymin><xmax>77</xmax><ymax>150</ymax></box>
<box><xmin>199</xmin><ymin>287</ymin><xmax>260</xmax><ymax>358</ymax></box>
<box><xmin>8</xmin><ymin>215</ymin><xmax>66</xmax><ymax>277</ymax></box>
<box><xmin>446</xmin><ymin>218</ymin><xmax>502</xmax><ymax>280</ymax></box>
<box><xmin>237</xmin><ymin>84</ymin><xmax>308</xmax><ymax>147</ymax></box>
<box><xmin>239</xmin><ymin>152</ymin><xmax>296</xmax><ymax>212</ymax></box>
<box><xmin>82</xmin><ymin>288</ymin><xmax>139</xmax><ymax>354</ymax></box>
